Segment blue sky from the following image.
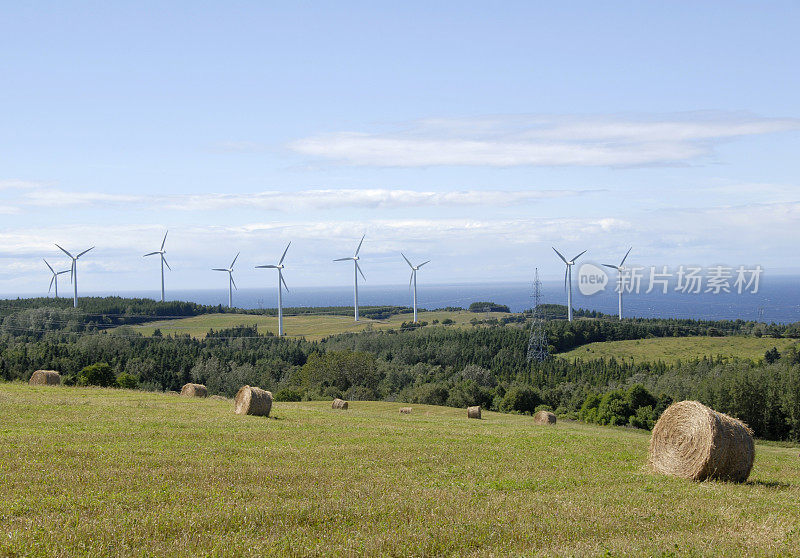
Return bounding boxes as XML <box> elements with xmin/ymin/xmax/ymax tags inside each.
<box><xmin>1</xmin><ymin>1</ymin><xmax>799</xmax><ymax>294</ymax></box>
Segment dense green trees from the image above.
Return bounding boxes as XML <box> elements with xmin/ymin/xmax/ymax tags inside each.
<box><xmin>2</xmin><ymin>297</ymin><xmax>800</xmax><ymax>441</ymax></box>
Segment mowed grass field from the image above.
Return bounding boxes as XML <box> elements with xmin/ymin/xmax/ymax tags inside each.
<box><xmin>2</xmin><ymin>384</ymin><xmax>800</xmax><ymax>556</ymax></box>
<box><xmin>128</xmin><ymin>310</ymin><xmax>513</xmax><ymax>340</ymax></box>
<box><xmin>560</xmin><ymin>336</ymin><xmax>797</xmax><ymax>364</ymax></box>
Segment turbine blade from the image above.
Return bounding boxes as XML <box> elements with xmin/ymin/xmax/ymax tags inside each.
<box><xmin>409</xmin><ymin>271</ymin><xmax>414</xmax><ymax>289</ymax></box>
<box><xmin>602</xmin><ymin>264</ymin><xmax>620</xmax><ymax>270</ymax></box>
<box><xmin>279</xmin><ymin>242</ymin><xmax>291</xmax><ymax>265</ymax></box>
<box><xmin>161</xmin><ymin>230</ymin><xmax>168</xmax><ymax>251</ymax></box>
<box><xmin>230</xmin><ymin>274</ymin><xmax>238</xmax><ymax>290</ymax></box>
<box><xmin>49</xmin><ymin>276</ymin><xmax>54</xmax><ymax>292</ymax></box>
<box><xmin>43</xmin><ymin>259</ymin><xmax>54</xmax><ymax>273</ymax></box>
<box><xmin>162</xmin><ymin>256</ymin><xmax>171</xmax><ymax>271</ymax></box>
<box><xmin>230</xmin><ymin>252</ymin><xmax>240</xmax><ymax>269</ymax></box>
<box><xmin>564</xmin><ymin>268</ymin><xmax>568</xmax><ymax>292</ymax></box>
<box><xmin>70</xmin><ymin>262</ymin><xmax>74</xmax><ymax>284</ymax></box>
<box><xmin>620</xmin><ymin>247</ymin><xmax>632</xmax><ymax>267</ymax></box>
<box><xmin>77</xmin><ymin>246</ymin><xmax>94</xmax><ymax>258</ymax></box>
<box><xmin>280</xmin><ymin>272</ymin><xmax>289</xmax><ymax>292</ymax></box>
<box><xmin>356</xmin><ymin>261</ymin><xmax>366</xmax><ymax>281</ymax></box>
<box><xmin>57</xmin><ymin>270</ymin><xmax>70</xmax><ymax>275</ymax></box>
<box><xmin>212</xmin><ymin>268</ymin><xmax>228</xmax><ymax>272</ymax></box>
<box><xmin>571</xmin><ymin>249</ymin><xmax>587</xmax><ymax>262</ymax></box>
<box><xmin>418</xmin><ymin>260</ymin><xmax>431</xmax><ymax>268</ymax></box>
<box><xmin>55</xmin><ymin>244</ymin><xmax>74</xmax><ymax>259</ymax></box>
<box><xmin>552</xmin><ymin>247</ymin><xmax>568</xmax><ymax>264</ymax></box>
<box><xmin>256</xmin><ymin>264</ymin><xmax>278</xmax><ymax>269</ymax></box>
<box><xmin>143</xmin><ymin>252</ymin><xmax>160</xmax><ymax>257</ymax></box>
<box><xmin>355</xmin><ymin>234</ymin><xmax>365</xmax><ymax>256</ymax></box>
<box><xmin>333</xmin><ymin>257</ymin><xmax>352</xmax><ymax>262</ymax></box>
<box><xmin>401</xmin><ymin>252</ymin><xmax>413</xmax><ymax>268</ymax></box>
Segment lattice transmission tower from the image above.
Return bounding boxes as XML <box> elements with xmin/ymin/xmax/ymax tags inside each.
<box><xmin>526</xmin><ymin>267</ymin><xmax>550</xmax><ymax>362</ymax></box>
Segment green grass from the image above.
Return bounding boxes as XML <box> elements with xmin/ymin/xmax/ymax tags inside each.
<box><xmin>560</xmin><ymin>336</ymin><xmax>797</xmax><ymax>364</ymax></box>
<box><xmin>2</xmin><ymin>384</ymin><xmax>800</xmax><ymax>556</ymax></box>
<box><xmin>127</xmin><ymin>310</ymin><xmax>513</xmax><ymax>340</ymax></box>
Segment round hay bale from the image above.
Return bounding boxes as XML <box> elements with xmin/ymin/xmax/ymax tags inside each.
<box><xmin>649</xmin><ymin>400</ymin><xmax>755</xmax><ymax>482</ymax></box>
<box><xmin>399</xmin><ymin>407</ymin><xmax>412</xmax><ymax>414</ymax></box>
<box><xmin>29</xmin><ymin>370</ymin><xmax>61</xmax><ymax>386</ymax></box>
<box><xmin>332</xmin><ymin>398</ymin><xmax>349</xmax><ymax>410</ymax></box>
<box><xmin>533</xmin><ymin>410</ymin><xmax>557</xmax><ymax>425</ymax></box>
<box><xmin>180</xmin><ymin>383</ymin><xmax>208</xmax><ymax>398</ymax></box>
<box><xmin>467</xmin><ymin>405</ymin><xmax>481</xmax><ymax>419</ymax></box>
<box><xmin>234</xmin><ymin>385</ymin><xmax>273</xmax><ymax>417</ymax></box>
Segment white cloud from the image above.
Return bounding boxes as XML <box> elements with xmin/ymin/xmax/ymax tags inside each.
<box><xmin>289</xmin><ymin>112</ymin><xmax>800</xmax><ymax>167</ymax></box>
<box><xmin>11</xmin><ymin>187</ymin><xmax>599</xmax><ymax>210</ymax></box>
<box><xmin>0</xmin><ymin>179</ymin><xmax>43</xmax><ymax>191</ymax></box>
<box><xmin>22</xmin><ymin>189</ymin><xmax>145</xmax><ymax>206</ymax></box>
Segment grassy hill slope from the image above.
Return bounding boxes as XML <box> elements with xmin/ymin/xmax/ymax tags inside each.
<box><xmin>128</xmin><ymin>310</ymin><xmax>514</xmax><ymax>340</ymax></box>
<box><xmin>560</xmin><ymin>336</ymin><xmax>796</xmax><ymax>364</ymax></box>
<box><xmin>2</xmin><ymin>384</ymin><xmax>799</xmax><ymax>556</ymax></box>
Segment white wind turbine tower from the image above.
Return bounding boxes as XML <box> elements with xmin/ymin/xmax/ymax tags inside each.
<box><xmin>143</xmin><ymin>230</ymin><xmax>171</xmax><ymax>303</ymax></box>
<box><xmin>401</xmin><ymin>253</ymin><xmax>430</xmax><ymax>323</ymax></box>
<box><xmin>43</xmin><ymin>259</ymin><xmax>69</xmax><ymax>298</ymax></box>
<box><xmin>334</xmin><ymin>234</ymin><xmax>366</xmax><ymax>322</ymax></box>
<box><xmin>256</xmin><ymin>242</ymin><xmax>291</xmax><ymax>336</ymax></box>
<box><xmin>55</xmin><ymin>244</ymin><xmax>95</xmax><ymax>308</ymax></box>
<box><xmin>603</xmin><ymin>247</ymin><xmax>632</xmax><ymax>320</ymax></box>
<box><xmin>213</xmin><ymin>253</ymin><xmax>239</xmax><ymax>308</ymax></box>
<box><xmin>552</xmin><ymin>247</ymin><xmax>586</xmax><ymax>322</ymax></box>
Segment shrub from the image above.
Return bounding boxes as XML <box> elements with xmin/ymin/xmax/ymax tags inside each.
<box><xmin>77</xmin><ymin>362</ymin><xmax>117</xmax><ymax>387</ymax></box>
<box><xmin>629</xmin><ymin>405</ymin><xmax>657</xmax><ymax>430</ymax></box>
<box><xmin>116</xmin><ymin>372</ymin><xmax>139</xmax><ymax>389</ymax></box>
<box><xmin>447</xmin><ymin>380</ymin><xmax>494</xmax><ymax>409</ymax></box>
<box><xmin>595</xmin><ymin>390</ymin><xmax>632</xmax><ymax>426</ymax></box>
<box><xmin>412</xmin><ymin>383</ymin><xmax>450</xmax><ymax>406</ymax></box>
<box><xmin>274</xmin><ymin>388</ymin><xmax>303</xmax><ymax>402</ymax></box>
<box><xmin>500</xmin><ymin>385</ymin><xmax>542</xmax><ymax>415</ymax></box>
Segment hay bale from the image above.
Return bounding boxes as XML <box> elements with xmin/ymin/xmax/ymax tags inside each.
<box><xmin>399</xmin><ymin>407</ymin><xmax>412</xmax><ymax>414</ymax></box>
<box><xmin>29</xmin><ymin>370</ymin><xmax>60</xmax><ymax>386</ymax></box>
<box><xmin>533</xmin><ymin>410</ymin><xmax>557</xmax><ymax>425</ymax></box>
<box><xmin>332</xmin><ymin>398</ymin><xmax>349</xmax><ymax>410</ymax></box>
<box><xmin>467</xmin><ymin>405</ymin><xmax>481</xmax><ymax>419</ymax></box>
<box><xmin>234</xmin><ymin>385</ymin><xmax>273</xmax><ymax>417</ymax></box>
<box><xmin>649</xmin><ymin>400</ymin><xmax>755</xmax><ymax>482</ymax></box>
<box><xmin>180</xmin><ymin>383</ymin><xmax>208</xmax><ymax>398</ymax></box>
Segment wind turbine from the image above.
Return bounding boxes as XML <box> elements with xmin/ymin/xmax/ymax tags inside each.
<box><xmin>55</xmin><ymin>244</ymin><xmax>95</xmax><ymax>308</ymax></box>
<box><xmin>334</xmin><ymin>234</ymin><xmax>366</xmax><ymax>322</ymax></box>
<box><xmin>256</xmin><ymin>242</ymin><xmax>291</xmax><ymax>336</ymax></box>
<box><xmin>213</xmin><ymin>253</ymin><xmax>239</xmax><ymax>308</ymax></box>
<box><xmin>603</xmin><ymin>247</ymin><xmax>632</xmax><ymax>320</ymax></box>
<box><xmin>552</xmin><ymin>247</ymin><xmax>586</xmax><ymax>322</ymax></box>
<box><xmin>43</xmin><ymin>259</ymin><xmax>69</xmax><ymax>298</ymax></box>
<box><xmin>143</xmin><ymin>230</ymin><xmax>171</xmax><ymax>303</ymax></box>
<box><xmin>401</xmin><ymin>253</ymin><xmax>430</xmax><ymax>323</ymax></box>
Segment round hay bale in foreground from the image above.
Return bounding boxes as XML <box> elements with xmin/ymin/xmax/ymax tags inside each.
<box><xmin>399</xmin><ymin>407</ymin><xmax>412</xmax><ymax>414</ymax></box>
<box><xmin>332</xmin><ymin>398</ymin><xmax>349</xmax><ymax>410</ymax></box>
<box><xmin>649</xmin><ymin>400</ymin><xmax>754</xmax><ymax>482</ymax></box>
<box><xmin>533</xmin><ymin>410</ymin><xmax>557</xmax><ymax>425</ymax></box>
<box><xmin>467</xmin><ymin>405</ymin><xmax>481</xmax><ymax>419</ymax></box>
<box><xmin>29</xmin><ymin>370</ymin><xmax>61</xmax><ymax>386</ymax></box>
<box><xmin>180</xmin><ymin>383</ymin><xmax>208</xmax><ymax>398</ymax></box>
<box><xmin>234</xmin><ymin>385</ymin><xmax>273</xmax><ymax>417</ymax></box>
